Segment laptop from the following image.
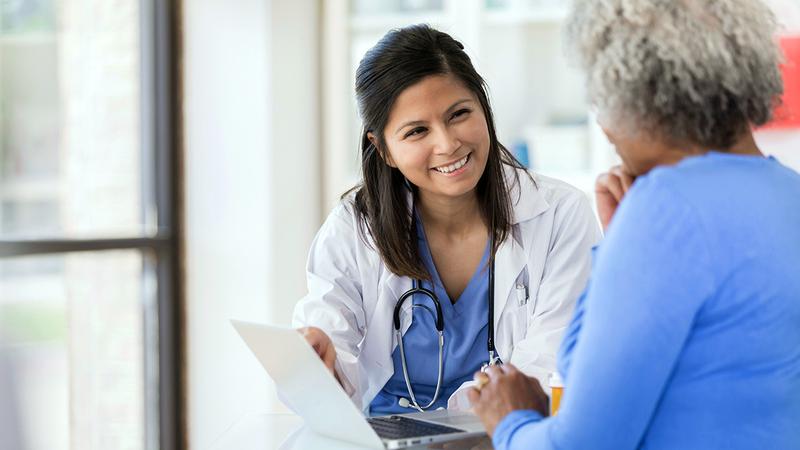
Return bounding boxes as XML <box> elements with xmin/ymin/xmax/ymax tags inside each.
<box><xmin>232</xmin><ymin>320</ymin><xmax>486</xmax><ymax>449</ymax></box>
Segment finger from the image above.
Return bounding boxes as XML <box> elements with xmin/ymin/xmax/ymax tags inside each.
<box><xmin>619</xmin><ymin>160</ymin><xmax>636</xmax><ymax>177</ymax></box>
<box><xmin>501</xmin><ymin>365</ymin><xmax>528</xmax><ymax>385</ymax></box>
<box><xmin>301</xmin><ymin>330</ymin><xmax>328</xmax><ymax>358</ymax></box>
<box><xmin>611</xmin><ymin>166</ymin><xmax>635</xmax><ymax>193</ymax></box>
<box><xmin>594</xmin><ymin>172</ymin><xmax>612</xmax><ymax>194</ymax></box>
<box><xmin>499</xmin><ymin>363</ymin><xmax>519</xmax><ymax>374</ymax></box>
<box><xmin>484</xmin><ymin>365</ymin><xmax>505</xmax><ymax>380</ymax></box>
<box><xmin>467</xmin><ymin>388</ymin><xmax>481</xmax><ymax>404</ymax></box>
<box><xmin>525</xmin><ymin>374</ymin><xmax>542</xmax><ymax>385</ymax></box>
<box><xmin>526</xmin><ymin>375</ymin><xmax>546</xmax><ymax>393</ymax></box>
<box><xmin>323</xmin><ymin>347</ymin><xmax>336</xmax><ymax>369</ymax></box>
<box><xmin>473</xmin><ymin>372</ymin><xmax>490</xmax><ymax>390</ymax></box>
<box><xmin>298</xmin><ymin>327</ymin><xmax>317</xmax><ymax>342</ymax></box>
<box><xmin>601</xmin><ymin>172</ymin><xmax>625</xmax><ymax>202</ymax></box>
<box><xmin>310</xmin><ymin>338</ymin><xmax>324</xmax><ymax>355</ymax></box>
<box><xmin>595</xmin><ymin>174</ymin><xmax>622</xmax><ymax>208</ymax></box>
<box><xmin>297</xmin><ymin>328</ymin><xmax>319</xmax><ymax>349</ymax></box>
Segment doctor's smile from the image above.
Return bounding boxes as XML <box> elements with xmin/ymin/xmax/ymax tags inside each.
<box><xmin>431</xmin><ymin>153</ymin><xmax>471</xmax><ymax>175</ymax></box>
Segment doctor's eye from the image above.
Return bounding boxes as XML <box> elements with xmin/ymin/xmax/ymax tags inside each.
<box><xmin>450</xmin><ymin>108</ymin><xmax>471</xmax><ymax>121</ymax></box>
<box><xmin>404</xmin><ymin>127</ymin><xmax>428</xmax><ymax>139</ymax></box>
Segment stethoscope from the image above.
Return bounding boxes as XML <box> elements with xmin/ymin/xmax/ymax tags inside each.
<box><xmin>391</xmin><ymin>258</ymin><xmax>502</xmax><ymax>412</ymax></box>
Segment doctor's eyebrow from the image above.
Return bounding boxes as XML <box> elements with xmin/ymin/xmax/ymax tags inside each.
<box><xmin>393</xmin><ymin>98</ymin><xmax>475</xmax><ymax>135</ymax></box>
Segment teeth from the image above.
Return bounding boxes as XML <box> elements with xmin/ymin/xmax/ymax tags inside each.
<box><xmin>435</xmin><ymin>155</ymin><xmax>469</xmax><ymax>173</ymax></box>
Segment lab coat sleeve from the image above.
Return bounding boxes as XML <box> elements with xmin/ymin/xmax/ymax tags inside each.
<box><xmin>291</xmin><ymin>203</ymin><xmax>370</xmax><ymax>409</ymax></box>
<box><xmin>509</xmin><ymin>190</ymin><xmax>601</xmax><ymax>387</ymax></box>
<box><xmin>447</xmin><ymin>380</ymin><xmax>478</xmax><ymax>411</ymax></box>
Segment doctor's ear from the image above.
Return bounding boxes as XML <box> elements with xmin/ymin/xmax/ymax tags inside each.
<box><xmin>367</xmin><ymin>131</ymin><xmax>396</xmax><ymax>168</ymax></box>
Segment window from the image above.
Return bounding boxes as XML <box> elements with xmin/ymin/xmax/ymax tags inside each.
<box><xmin>0</xmin><ymin>1</ymin><xmax>181</xmax><ymax>449</ymax></box>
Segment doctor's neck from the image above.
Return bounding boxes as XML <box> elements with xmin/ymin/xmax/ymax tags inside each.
<box><xmin>417</xmin><ymin>190</ymin><xmax>485</xmax><ymax>238</ymax></box>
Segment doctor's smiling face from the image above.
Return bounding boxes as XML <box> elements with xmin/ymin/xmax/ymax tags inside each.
<box><xmin>371</xmin><ymin>74</ymin><xmax>490</xmax><ymax>202</ymax></box>
<box><xmin>351</xmin><ymin>24</ymin><xmax>526</xmax><ymax>280</ymax></box>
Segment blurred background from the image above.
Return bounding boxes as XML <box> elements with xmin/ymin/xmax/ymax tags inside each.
<box><xmin>1</xmin><ymin>1</ymin><xmax>798</xmax><ymax>449</ymax></box>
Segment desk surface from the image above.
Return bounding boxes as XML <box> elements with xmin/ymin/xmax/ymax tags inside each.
<box><xmin>211</xmin><ymin>412</ymin><xmax>493</xmax><ymax>450</ymax></box>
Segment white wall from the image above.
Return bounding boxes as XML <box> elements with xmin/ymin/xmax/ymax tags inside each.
<box><xmin>182</xmin><ymin>0</ymin><xmax>320</xmax><ymax>448</ymax></box>
<box><xmin>756</xmin><ymin>130</ymin><xmax>800</xmax><ymax>171</ymax></box>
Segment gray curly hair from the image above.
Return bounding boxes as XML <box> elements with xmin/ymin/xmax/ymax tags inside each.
<box><xmin>566</xmin><ymin>0</ymin><xmax>784</xmax><ymax>149</ymax></box>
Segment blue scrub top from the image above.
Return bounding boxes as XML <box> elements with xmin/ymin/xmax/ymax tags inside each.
<box><xmin>369</xmin><ymin>214</ymin><xmax>491</xmax><ymax>416</ymax></box>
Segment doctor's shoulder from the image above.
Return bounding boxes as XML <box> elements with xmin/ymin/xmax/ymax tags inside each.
<box><xmin>538</xmin><ymin>173</ymin><xmax>589</xmax><ymax>203</ymax></box>
<box><xmin>517</xmin><ymin>170</ymin><xmax>592</xmax><ymax>215</ymax></box>
<box><xmin>313</xmin><ymin>190</ymin><xmax>382</xmax><ymax>259</ymax></box>
<box><xmin>524</xmin><ymin>171</ymin><xmax>601</xmax><ymax>239</ymax></box>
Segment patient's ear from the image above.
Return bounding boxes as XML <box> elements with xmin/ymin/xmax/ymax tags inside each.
<box><xmin>368</xmin><ymin>132</ymin><xmax>396</xmax><ymax>168</ymax></box>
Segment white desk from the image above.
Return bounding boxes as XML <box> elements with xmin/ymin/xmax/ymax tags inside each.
<box><xmin>211</xmin><ymin>412</ymin><xmax>494</xmax><ymax>450</ymax></box>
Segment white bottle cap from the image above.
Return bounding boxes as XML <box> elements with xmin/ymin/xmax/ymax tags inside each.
<box><xmin>548</xmin><ymin>372</ymin><xmax>564</xmax><ymax>388</ymax></box>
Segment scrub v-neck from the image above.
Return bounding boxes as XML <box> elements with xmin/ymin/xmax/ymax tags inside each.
<box><xmin>368</xmin><ymin>212</ymin><xmax>492</xmax><ymax>415</ymax></box>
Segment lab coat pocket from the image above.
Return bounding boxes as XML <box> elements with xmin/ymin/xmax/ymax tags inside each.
<box><xmin>511</xmin><ymin>295</ymin><xmax>530</xmax><ymax>342</ymax></box>
<box><xmin>511</xmin><ymin>273</ymin><xmax>532</xmax><ymax>340</ymax></box>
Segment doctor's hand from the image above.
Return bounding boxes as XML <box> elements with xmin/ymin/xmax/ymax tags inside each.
<box><xmin>297</xmin><ymin>327</ymin><xmax>342</xmax><ymax>386</ymax></box>
<box><xmin>468</xmin><ymin>364</ymin><xmax>548</xmax><ymax>437</ymax></box>
<box><xmin>595</xmin><ymin>165</ymin><xmax>635</xmax><ymax>231</ymax></box>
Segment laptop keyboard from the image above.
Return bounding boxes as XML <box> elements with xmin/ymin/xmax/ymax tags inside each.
<box><xmin>367</xmin><ymin>415</ymin><xmax>465</xmax><ymax>440</ymax></box>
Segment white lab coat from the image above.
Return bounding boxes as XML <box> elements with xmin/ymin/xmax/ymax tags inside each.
<box><xmin>292</xmin><ymin>167</ymin><xmax>601</xmax><ymax>413</ymax></box>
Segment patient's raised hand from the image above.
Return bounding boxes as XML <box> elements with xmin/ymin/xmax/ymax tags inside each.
<box><xmin>595</xmin><ymin>164</ymin><xmax>636</xmax><ymax>231</ymax></box>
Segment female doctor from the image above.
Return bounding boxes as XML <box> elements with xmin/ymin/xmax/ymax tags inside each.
<box><xmin>293</xmin><ymin>24</ymin><xmax>600</xmax><ymax>415</ymax></box>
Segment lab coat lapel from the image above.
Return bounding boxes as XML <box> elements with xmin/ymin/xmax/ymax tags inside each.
<box><xmin>493</xmin><ymin>168</ymin><xmax>551</xmax><ymax>355</ymax></box>
<box><xmin>389</xmin><ymin>168</ymin><xmax>550</xmax><ymax>346</ymax></box>
<box><xmin>361</xmin><ymin>270</ymin><xmax>410</xmax><ymax>391</ymax></box>
<box><xmin>493</xmin><ymin>233</ymin><xmax>527</xmax><ymax>336</ymax></box>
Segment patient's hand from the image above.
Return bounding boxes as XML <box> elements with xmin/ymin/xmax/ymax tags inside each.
<box><xmin>595</xmin><ymin>164</ymin><xmax>635</xmax><ymax>231</ymax></box>
<box><xmin>298</xmin><ymin>327</ymin><xmax>341</xmax><ymax>385</ymax></box>
<box><xmin>468</xmin><ymin>364</ymin><xmax>548</xmax><ymax>437</ymax></box>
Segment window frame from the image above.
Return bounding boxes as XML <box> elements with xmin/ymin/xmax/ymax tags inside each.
<box><xmin>0</xmin><ymin>0</ymin><xmax>184</xmax><ymax>449</ymax></box>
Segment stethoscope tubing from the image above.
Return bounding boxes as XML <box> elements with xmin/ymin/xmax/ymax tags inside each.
<box><xmin>391</xmin><ymin>198</ymin><xmax>501</xmax><ymax>411</ymax></box>
<box><xmin>396</xmin><ymin>327</ymin><xmax>443</xmax><ymax>412</ymax></box>
<box><xmin>392</xmin><ymin>283</ymin><xmax>444</xmax><ymax>412</ymax></box>
<box><xmin>391</xmin><ymin>260</ymin><xmax>499</xmax><ymax>411</ymax></box>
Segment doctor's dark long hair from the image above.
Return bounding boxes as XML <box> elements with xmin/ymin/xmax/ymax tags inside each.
<box><xmin>346</xmin><ymin>24</ymin><xmax>526</xmax><ymax>281</ymax></box>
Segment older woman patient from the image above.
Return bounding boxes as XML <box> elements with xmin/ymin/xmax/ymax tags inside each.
<box><xmin>469</xmin><ymin>0</ymin><xmax>800</xmax><ymax>449</ymax></box>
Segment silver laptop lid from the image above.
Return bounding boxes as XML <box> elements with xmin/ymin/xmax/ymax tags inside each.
<box><xmin>231</xmin><ymin>321</ymin><xmax>384</xmax><ymax>449</ymax></box>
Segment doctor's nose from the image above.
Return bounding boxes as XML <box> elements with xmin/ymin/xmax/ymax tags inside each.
<box><xmin>431</xmin><ymin>127</ymin><xmax>461</xmax><ymax>156</ymax></box>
